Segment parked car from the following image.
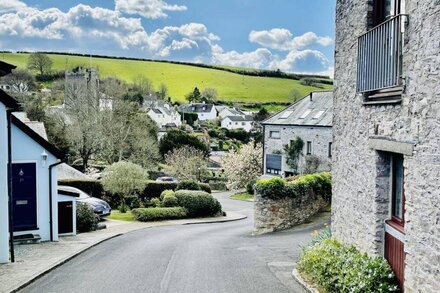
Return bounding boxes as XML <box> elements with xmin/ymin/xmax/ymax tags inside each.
<box><xmin>58</xmin><ymin>185</ymin><xmax>111</xmax><ymax>218</ymax></box>
<box><xmin>156</xmin><ymin>176</ymin><xmax>177</xmax><ymax>182</ymax></box>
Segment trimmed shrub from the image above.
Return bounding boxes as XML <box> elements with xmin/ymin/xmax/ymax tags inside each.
<box><xmin>209</xmin><ymin>181</ymin><xmax>227</xmax><ymax>191</ymax></box>
<box><xmin>254</xmin><ymin>177</ymin><xmax>286</xmax><ymax>199</ymax></box>
<box><xmin>58</xmin><ymin>179</ymin><xmax>104</xmax><ymax>198</ymax></box>
<box><xmin>141</xmin><ymin>181</ymin><xmax>178</xmax><ymax>199</ymax></box>
<box><xmin>298</xmin><ymin>238</ymin><xmax>399</xmax><ymax>293</ymax></box>
<box><xmin>162</xmin><ymin>194</ymin><xmax>179</xmax><ymax>207</ymax></box>
<box><xmin>177</xmin><ymin>180</ymin><xmax>201</xmax><ymax>191</ymax></box>
<box><xmin>254</xmin><ymin>172</ymin><xmax>331</xmax><ymax>202</ymax></box>
<box><xmin>149</xmin><ymin>197</ymin><xmax>161</xmax><ymax>208</ymax></box>
<box><xmin>160</xmin><ymin>189</ymin><xmax>175</xmax><ymax>201</ymax></box>
<box><xmin>198</xmin><ymin>183</ymin><xmax>212</xmax><ymax>193</ymax></box>
<box><xmin>76</xmin><ymin>203</ymin><xmax>98</xmax><ymax>232</ymax></box>
<box><xmin>174</xmin><ymin>190</ymin><xmax>222</xmax><ymax>217</ymax></box>
<box><xmin>132</xmin><ymin>207</ymin><xmax>187</xmax><ymax>222</ymax></box>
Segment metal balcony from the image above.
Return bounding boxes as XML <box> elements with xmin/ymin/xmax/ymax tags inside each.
<box><xmin>357</xmin><ymin>14</ymin><xmax>408</xmax><ymax>93</ymax></box>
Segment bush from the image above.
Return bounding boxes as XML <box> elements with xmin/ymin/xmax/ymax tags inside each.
<box><xmin>254</xmin><ymin>172</ymin><xmax>332</xmax><ymax>202</ymax></box>
<box><xmin>160</xmin><ymin>189</ymin><xmax>175</xmax><ymax>201</ymax></box>
<box><xmin>198</xmin><ymin>183</ymin><xmax>212</xmax><ymax>193</ymax></box>
<box><xmin>76</xmin><ymin>203</ymin><xmax>98</xmax><ymax>232</ymax></box>
<box><xmin>58</xmin><ymin>179</ymin><xmax>103</xmax><ymax>198</ymax></box>
<box><xmin>254</xmin><ymin>177</ymin><xmax>286</xmax><ymax>199</ymax></box>
<box><xmin>141</xmin><ymin>181</ymin><xmax>178</xmax><ymax>199</ymax></box>
<box><xmin>162</xmin><ymin>194</ymin><xmax>179</xmax><ymax>207</ymax></box>
<box><xmin>209</xmin><ymin>181</ymin><xmax>227</xmax><ymax>191</ymax></box>
<box><xmin>246</xmin><ymin>179</ymin><xmax>256</xmax><ymax>195</ymax></box>
<box><xmin>132</xmin><ymin>207</ymin><xmax>187</xmax><ymax>222</ymax></box>
<box><xmin>149</xmin><ymin>197</ymin><xmax>161</xmax><ymax>208</ymax></box>
<box><xmin>174</xmin><ymin>190</ymin><xmax>222</xmax><ymax>217</ymax></box>
<box><xmin>298</xmin><ymin>238</ymin><xmax>399</xmax><ymax>293</ymax></box>
<box><xmin>177</xmin><ymin>180</ymin><xmax>201</xmax><ymax>191</ymax></box>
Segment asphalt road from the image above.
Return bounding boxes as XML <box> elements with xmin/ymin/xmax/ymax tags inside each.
<box><xmin>20</xmin><ymin>192</ymin><xmax>330</xmax><ymax>293</ymax></box>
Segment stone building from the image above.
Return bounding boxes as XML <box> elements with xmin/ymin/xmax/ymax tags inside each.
<box><xmin>64</xmin><ymin>67</ymin><xmax>99</xmax><ymax>109</ymax></box>
<box><xmin>332</xmin><ymin>0</ymin><xmax>439</xmax><ymax>291</ymax></box>
<box><xmin>262</xmin><ymin>91</ymin><xmax>333</xmax><ymax>177</ymax></box>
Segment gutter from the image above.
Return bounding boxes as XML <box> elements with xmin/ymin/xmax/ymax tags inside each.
<box><xmin>48</xmin><ymin>160</ymin><xmax>64</xmax><ymax>242</ymax></box>
<box><xmin>6</xmin><ymin>109</ymin><xmax>14</xmax><ymax>262</ymax></box>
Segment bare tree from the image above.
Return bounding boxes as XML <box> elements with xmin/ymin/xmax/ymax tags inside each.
<box><xmin>288</xmin><ymin>89</ymin><xmax>302</xmax><ymax>103</ymax></box>
<box><xmin>201</xmin><ymin>88</ymin><xmax>218</xmax><ymax>103</ymax></box>
<box><xmin>27</xmin><ymin>52</ymin><xmax>53</xmax><ymax>75</ymax></box>
<box><xmin>159</xmin><ymin>83</ymin><xmax>168</xmax><ymax>100</ymax></box>
<box><xmin>133</xmin><ymin>75</ymin><xmax>153</xmax><ymax>96</ymax></box>
<box><xmin>165</xmin><ymin>146</ymin><xmax>208</xmax><ymax>181</ymax></box>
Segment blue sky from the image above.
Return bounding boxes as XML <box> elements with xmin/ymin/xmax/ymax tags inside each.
<box><xmin>0</xmin><ymin>0</ymin><xmax>336</xmax><ymax>75</ymax></box>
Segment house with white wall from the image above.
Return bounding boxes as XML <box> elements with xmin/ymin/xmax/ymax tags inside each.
<box><xmin>0</xmin><ymin>89</ymin><xmax>18</xmax><ymax>263</ymax></box>
<box><xmin>221</xmin><ymin>115</ymin><xmax>254</xmax><ymax>132</ymax></box>
<box><xmin>217</xmin><ymin>106</ymin><xmax>245</xmax><ymax>119</ymax></box>
<box><xmin>179</xmin><ymin>103</ymin><xmax>217</xmax><ymax>121</ymax></box>
<box><xmin>146</xmin><ymin>101</ymin><xmax>181</xmax><ymax>128</ymax></box>
<box><xmin>262</xmin><ymin>91</ymin><xmax>333</xmax><ymax>177</ymax></box>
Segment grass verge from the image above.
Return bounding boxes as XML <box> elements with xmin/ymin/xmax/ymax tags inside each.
<box><xmin>230</xmin><ymin>193</ymin><xmax>254</xmax><ymax>201</ymax></box>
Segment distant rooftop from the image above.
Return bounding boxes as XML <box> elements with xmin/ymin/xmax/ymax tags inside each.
<box><xmin>180</xmin><ymin>103</ymin><xmax>214</xmax><ymax>113</ymax></box>
<box><xmin>262</xmin><ymin>91</ymin><xmax>333</xmax><ymax>127</ymax></box>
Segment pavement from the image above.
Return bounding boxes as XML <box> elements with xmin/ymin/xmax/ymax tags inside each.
<box><xmin>3</xmin><ymin>191</ymin><xmax>330</xmax><ymax>293</ymax></box>
<box><xmin>0</xmin><ymin>203</ymin><xmax>245</xmax><ymax>293</ymax></box>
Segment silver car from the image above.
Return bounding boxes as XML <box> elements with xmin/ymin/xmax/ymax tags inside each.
<box><xmin>58</xmin><ymin>185</ymin><xmax>111</xmax><ymax>218</ymax></box>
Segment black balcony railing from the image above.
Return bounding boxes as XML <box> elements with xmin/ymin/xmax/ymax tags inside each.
<box><xmin>357</xmin><ymin>14</ymin><xmax>408</xmax><ymax>93</ymax></box>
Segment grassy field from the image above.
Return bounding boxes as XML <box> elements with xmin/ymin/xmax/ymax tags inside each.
<box><xmin>230</xmin><ymin>193</ymin><xmax>254</xmax><ymax>201</ymax></box>
<box><xmin>0</xmin><ymin>52</ymin><xmax>332</xmax><ymax>103</ymax></box>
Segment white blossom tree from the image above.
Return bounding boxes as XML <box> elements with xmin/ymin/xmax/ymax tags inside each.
<box><xmin>222</xmin><ymin>140</ymin><xmax>263</xmax><ymax>190</ymax></box>
<box><xmin>165</xmin><ymin>146</ymin><xmax>208</xmax><ymax>181</ymax></box>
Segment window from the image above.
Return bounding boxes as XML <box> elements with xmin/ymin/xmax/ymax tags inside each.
<box><xmin>306</xmin><ymin>141</ymin><xmax>312</xmax><ymax>155</ymax></box>
<box><xmin>242</xmin><ymin>122</ymin><xmax>245</xmax><ymax>126</ymax></box>
<box><xmin>391</xmin><ymin>154</ymin><xmax>405</xmax><ymax>226</ymax></box>
<box><xmin>266</xmin><ymin>154</ymin><xmax>282</xmax><ymax>175</ymax></box>
<box><xmin>270</xmin><ymin>131</ymin><xmax>281</xmax><ymax>139</ymax></box>
<box><xmin>373</xmin><ymin>0</ymin><xmax>401</xmax><ymax>26</ymax></box>
<box><xmin>280</xmin><ymin>110</ymin><xmax>293</xmax><ymax>119</ymax></box>
<box><xmin>328</xmin><ymin>142</ymin><xmax>332</xmax><ymax>158</ymax></box>
<box><xmin>299</xmin><ymin>109</ymin><xmax>312</xmax><ymax>119</ymax></box>
<box><xmin>312</xmin><ymin>111</ymin><xmax>325</xmax><ymax>119</ymax></box>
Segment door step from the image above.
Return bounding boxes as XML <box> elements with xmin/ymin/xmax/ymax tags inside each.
<box><xmin>13</xmin><ymin>234</ymin><xmax>41</xmax><ymax>244</ymax></box>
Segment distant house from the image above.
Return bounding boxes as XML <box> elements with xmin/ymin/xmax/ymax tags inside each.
<box><xmin>217</xmin><ymin>106</ymin><xmax>245</xmax><ymax>119</ymax></box>
<box><xmin>146</xmin><ymin>101</ymin><xmax>181</xmax><ymax>129</ymax></box>
<box><xmin>262</xmin><ymin>91</ymin><xmax>333</xmax><ymax>177</ymax></box>
<box><xmin>179</xmin><ymin>103</ymin><xmax>217</xmax><ymax>121</ymax></box>
<box><xmin>221</xmin><ymin>115</ymin><xmax>254</xmax><ymax>132</ymax></box>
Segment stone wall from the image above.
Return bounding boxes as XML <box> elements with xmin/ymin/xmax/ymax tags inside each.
<box><xmin>333</xmin><ymin>1</ymin><xmax>440</xmax><ymax>292</ymax></box>
<box><xmin>254</xmin><ymin>191</ymin><xmax>326</xmax><ymax>234</ymax></box>
<box><xmin>264</xmin><ymin>125</ymin><xmax>332</xmax><ymax>175</ymax></box>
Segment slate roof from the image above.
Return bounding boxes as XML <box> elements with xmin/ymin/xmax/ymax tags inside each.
<box><xmin>224</xmin><ymin>115</ymin><xmax>254</xmax><ymax>122</ymax></box>
<box><xmin>152</xmin><ymin>108</ymin><xmax>162</xmax><ymax>114</ymax></box>
<box><xmin>180</xmin><ymin>103</ymin><xmax>214</xmax><ymax>113</ymax></box>
<box><xmin>0</xmin><ymin>89</ymin><xmax>18</xmax><ymax>110</ymax></box>
<box><xmin>262</xmin><ymin>91</ymin><xmax>333</xmax><ymax>127</ymax></box>
<box><xmin>218</xmin><ymin>107</ymin><xmax>245</xmax><ymax>116</ymax></box>
<box><xmin>0</xmin><ymin>61</ymin><xmax>16</xmax><ymax>77</ymax></box>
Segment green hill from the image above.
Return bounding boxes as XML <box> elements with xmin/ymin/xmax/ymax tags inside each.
<box><xmin>0</xmin><ymin>52</ymin><xmax>332</xmax><ymax>103</ymax></box>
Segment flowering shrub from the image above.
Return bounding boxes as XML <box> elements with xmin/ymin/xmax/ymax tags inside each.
<box><xmin>298</xmin><ymin>238</ymin><xmax>399</xmax><ymax>293</ymax></box>
<box><xmin>222</xmin><ymin>140</ymin><xmax>262</xmax><ymax>190</ymax></box>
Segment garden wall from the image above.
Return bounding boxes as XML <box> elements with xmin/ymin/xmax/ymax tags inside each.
<box><xmin>254</xmin><ymin>173</ymin><xmax>331</xmax><ymax>234</ymax></box>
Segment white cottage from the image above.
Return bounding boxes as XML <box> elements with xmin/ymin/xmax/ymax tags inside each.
<box><xmin>179</xmin><ymin>103</ymin><xmax>217</xmax><ymax>121</ymax></box>
<box><xmin>0</xmin><ymin>89</ymin><xmax>18</xmax><ymax>263</ymax></box>
<box><xmin>221</xmin><ymin>115</ymin><xmax>254</xmax><ymax>132</ymax></box>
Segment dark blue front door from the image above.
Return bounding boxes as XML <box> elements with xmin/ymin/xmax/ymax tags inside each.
<box><xmin>12</xmin><ymin>163</ymin><xmax>37</xmax><ymax>232</ymax></box>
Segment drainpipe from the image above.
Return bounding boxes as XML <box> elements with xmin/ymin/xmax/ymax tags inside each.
<box><xmin>48</xmin><ymin>160</ymin><xmax>64</xmax><ymax>242</ymax></box>
<box><xmin>262</xmin><ymin>124</ymin><xmax>266</xmax><ymax>174</ymax></box>
<box><xmin>6</xmin><ymin>109</ymin><xmax>14</xmax><ymax>262</ymax></box>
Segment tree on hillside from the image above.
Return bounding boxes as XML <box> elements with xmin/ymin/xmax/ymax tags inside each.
<box><xmin>288</xmin><ymin>89</ymin><xmax>302</xmax><ymax>103</ymax></box>
<box><xmin>101</xmin><ymin>161</ymin><xmax>148</xmax><ymax>212</ymax></box>
<box><xmin>27</xmin><ymin>52</ymin><xmax>53</xmax><ymax>75</ymax></box>
<box><xmin>254</xmin><ymin>108</ymin><xmax>270</xmax><ymax>122</ymax></box>
<box><xmin>201</xmin><ymin>88</ymin><xmax>218</xmax><ymax>103</ymax></box>
<box><xmin>165</xmin><ymin>146</ymin><xmax>208</xmax><ymax>181</ymax></box>
<box><xmin>222</xmin><ymin>140</ymin><xmax>263</xmax><ymax>190</ymax></box>
<box><xmin>185</xmin><ymin>87</ymin><xmax>201</xmax><ymax>103</ymax></box>
<box><xmin>159</xmin><ymin>129</ymin><xmax>210</xmax><ymax>158</ymax></box>
<box><xmin>159</xmin><ymin>83</ymin><xmax>168</xmax><ymax>100</ymax></box>
<box><xmin>133</xmin><ymin>75</ymin><xmax>153</xmax><ymax>96</ymax></box>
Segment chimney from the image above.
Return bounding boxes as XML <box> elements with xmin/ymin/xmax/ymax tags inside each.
<box><xmin>310</xmin><ymin>92</ymin><xmax>313</xmax><ymax>101</ymax></box>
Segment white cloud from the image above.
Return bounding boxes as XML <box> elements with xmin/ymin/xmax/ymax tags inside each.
<box><xmin>249</xmin><ymin>28</ymin><xmax>332</xmax><ymax>51</ymax></box>
<box><xmin>212</xmin><ymin>46</ymin><xmax>276</xmax><ymax>69</ymax></box>
<box><xmin>0</xmin><ymin>0</ymin><xmax>26</xmax><ymax>13</ymax></box>
<box><xmin>115</xmin><ymin>0</ymin><xmax>186</xmax><ymax>19</ymax></box>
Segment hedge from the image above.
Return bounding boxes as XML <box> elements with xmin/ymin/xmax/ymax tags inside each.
<box><xmin>132</xmin><ymin>207</ymin><xmax>187</xmax><ymax>222</ymax></box>
<box><xmin>198</xmin><ymin>183</ymin><xmax>212</xmax><ymax>194</ymax></box>
<box><xmin>298</xmin><ymin>238</ymin><xmax>399</xmax><ymax>292</ymax></box>
<box><xmin>209</xmin><ymin>181</ymin><xmax>227</xmax><ymax>191</ymax></box>
<box><xmin>58</xmin><ymin>179</ymin><xmax>104</xmax><ymax>198</ymax></box>
<box><xmin>141</xmin><ymin>181</ymin><xmax>211</xmax><ymax>199</ymax></box>
<box><xmin>254</xmin><ymin>172</ymin><xmax>332</xmax><ymax>202</ymax></box>
<box><xmin>174</xmin><ymin>190</ymin><xmax>222</xmax><ymax>217</ymax></box>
